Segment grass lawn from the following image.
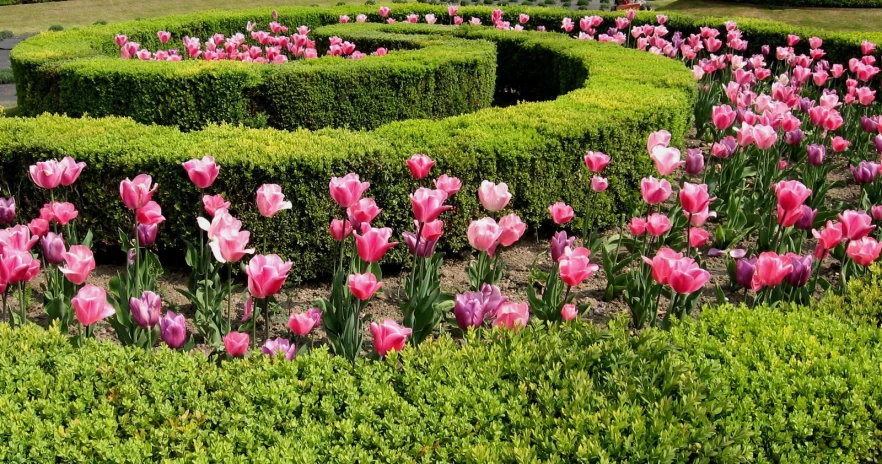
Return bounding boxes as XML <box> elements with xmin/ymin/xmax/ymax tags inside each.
<box><xmin>653</xmin><ymin>0</ymin><xmax>882</xmax><ymax>33</ymax></box>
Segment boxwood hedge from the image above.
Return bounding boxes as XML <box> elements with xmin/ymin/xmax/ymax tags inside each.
<box><xmin>718</xmin><ymin>0</ymin><xmax>882</xmax><ymax>7</ymax></box>
<box><xmin>4</xmin><ymin>281</ymin><xmax>882</xmax><ymax>461</ymax></box>
<box><xmin>1</xmin><ymin>7</ymin><xmax>696</xmax><ymax>280</ymax></box>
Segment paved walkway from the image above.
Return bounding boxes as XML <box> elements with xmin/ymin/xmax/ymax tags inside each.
<box><xmin>0</xmin><ymin>34</ymin><xmax>35</xmax><ymax>109</ymax></box>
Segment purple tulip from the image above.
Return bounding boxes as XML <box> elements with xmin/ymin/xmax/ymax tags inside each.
<box><xmin>126</xmin><ymin>248</ymin><xmax>136</xmax><ymax>267</ymax></box>
<box><xmin>550</xmin><ymin>230</ymin><xmax>575</xmax><ymax>263</ymax></box>
<box><xmin>875</xmin><ymin>134</ymin><xmax>882</xmax><ymax>154</ymax></box>
<box><xmin>861</xmin><ymin>116</ymin><xmax>877</xmax><ymax>133</ymax></box>
<box><xmin>137</xmin><ymin>223</ymin><xmax>158</xmax><ymax>247</ymax></box>
<box><xmin>707</xmin><ymin>248</ymin><xmax>725</xmax><ymax>258</ymax></box>
<box><xmin>685</xmin><ymin>149</ymin><xmax>704</xmax><ymax>175</ymax></box>
<box><xmin>795</xmin><ymin>205</ymin><xmax>817</xmax><ymax>231</ymax></box>
<box><xmin>160</xmin><ymin>311</ymin><xmax>187</xmax><ymax>349</ymax></box>
<box><xmin>41</xmin><ymin>232</ymin><xmax>66</xmax><ymax>264</ymax></box>
<box><xmin>453</xmin><ymin>284</ymin><xmax>506</xmax><ymax>330</ymax></box>
<box><xmin>761</xmin><ymin>44</ymin><xmax>770</xmax><ymax>55</ymax></box>
<box><xmin>261</xmin><ymin>337</ymin><xmax>297</xmax><ymax>360</ymax></box>
<box><xmin>402</xmin><ymin>231</ymin><xmax>437</xmax><ymax>258</ymax></box>
<box><xmin>798</xmin><ymin>97</ymin><xmax>815</xmax><ymax>113</ymax></box>
<box><xmin>0</xmin><ymin>197</ymin><xmax>15</xmax><ymax>225</ymax></box>
<box><xmin>735</xmin><ymin>257</ymin><xmax>757</xmax><ymax>289</ymax></box>
<box><xmin>784</xmin><ymin>129</ymin><xmax>804</xmax><ymax>146</ymax></box>
<box><xmin>784</xmin><ymin>254</ymin><xmax>813</xmax><ymax>287</ymax></box>
<box><xmin>130</xmin><ymin>290</ymin><xmax>162</xmax><ymax>329</ymax></box>
<box><xmin>806</xmin><ymin>144</ymin><xmax>825</xmax><ymax>166</ymax></box>
<box><xmin>850</xmin><ymin>161</ymin><xmax>880</xmax><ymax>184</ymax></box>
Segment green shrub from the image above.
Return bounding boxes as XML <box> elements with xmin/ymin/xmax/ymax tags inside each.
<box><xmin>0</xmin><ymin>320</ymin><xmax>749</xmax><ymax>462</ymax></box>
<box><xmin>3</xmin><ymin>7</ymin><xmax>695</xmax><ymax>281</ymax></box>
<box><xmin>0</xmin><ymin>30</ymin><xmax>12</xmax><ymax>40</ymax></box>
<box><xmin>0</xmin><ymin>69</ymin><xmax>13</xmax><ymax>84</ymax></box>
<box><xmin>92</xmin><ymin>20</ymin><xmax>108</xmax><ymax>25</ymax></box>
<box><xmin>47</xmin><ymin>24</ymin><xmax>63</xmax><ymax>31</ymax></box>
<box><xmin>668</xmin><ymin>303</ymin><xmax>882</xmax><ymax>462</ymax></box>
<box><xmin>719</xmin><ymin>0</ymin><xmax>882</xmax><ymax>6</ymax></box>
<box><xmin>13</xmin><ymin>22</ymin><xmax>496</xmax><ymax>131</ymax></box>
<box><xmin>817</xmin><ymin>263</ymin><xmax>882</xmax><ymax>326</ymax></box>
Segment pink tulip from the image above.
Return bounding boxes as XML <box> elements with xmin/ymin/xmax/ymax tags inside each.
<box><xmin>157</xmin><ymin>30</ymin><xmax>171</xmax><ymax>43</ymax></box>
<box><xmin>647</xmin><ymin>129</ymin><xmax>672</xmax><ymax>154</ymax></box>
<box><xmin>641</xmin><ymin>177</ymin><xmax>672</xmax><ymax>205</ymax></box>
<box><xmin>354</xmin><ymin>227</ymin><xmax>398</xmax><ymax>263</ymax></box>
<box><xmin>59</xmin><ymin>156</ymin><xmax>86</xmax><ymax>186</ymax></box>
<box><xmin>847</xmin><ymin>236</ymin><xmax>882</xmax><ymax>266</ymax></box>
<box><xmin>584</xmin><ymin>151</ymin><xmax>611</xmax><ymax>173</ymax></box>
<box><xmin>349</xmin><ymin>272</ymin><xmax>383</xmax><ymax>300</ymax></box>
<box><xmin>379</xmin><ymin>6</ymin><xmax>390</xmax><ymax>17</ymax></box>
<box><xmin>202</xmin><ymin>194</ymin><xmax>231</xmax><ymax>217</ymax></box>
<box><xmin>288</xmin><ymin>308</ymin><xmax>322</xmax><ymax>336</ymax></box>
<box><xmin>650</xmin><ymin>146</ymin><xmax>683</xmax><ymax>175</ymax></box>
<box><xmin>28</xmin><ymin>218</ymin><xmax>49</xmax><ymax>238</ymax></box>
<box><xmin>750</xmin><ymin>251</ymin><xmax>793</xmax><ymax>291</ymax></box>
<box><xmin>591</xmin><ymin>176</ymin><xmax>609</xmax><ymax>192</ymax></box>
<box><xmin>209</xmin><ymin>226</ymin><xmax>255</xmax><ymax>263</ymax></box>
<box><xmin>629</xmin><ymin>217</ymin><xmax>647</xmax><ymax>236</ymax></box>
<box><xmin>242</xmin><ymin>296</ymin><xmax>253</xmax><ymax>321</ymax></box>
<box><xmin>689</xmin><ymin>228</ymin><xmax>710</xmax><ymax>248</ymax></box>
<box><xmin>839</xmin><ymin>210</ymin><xmax>875</xmax><ymax>240</ymax></box>
<box><xmin>642</xmin><ymin>247</ymin><xmax>684</xmax><ymax>285</ymax></box>
<box><xmin>775</xmin><ymin>180</ymin><xmax>812</xmax><ymax>211</ymax></box>
<box><xmin>244</xmin><ymin>254</ymin><xmax>292</xmax><ymax>298</ymax></box>
<box><xmin>478</xmin><ymin>181</ymin><xmax>511</xmax><ymax>212</ymax></box>
<box><xmin>406</xmin><ymin>154</ymin><xmax>435</xmax><ymax>179</ymax></box>
<box><xmin>679</xmin><ymin>183</ymin><xmax>711</xmax><ymax>214</ymax></box>
<box><xmin>72</xmin><ymin>284</ymin><xmax>115</xmax><ymax>327</ymax></box>
<box><xmin>0</xmin><ymin>225</ymin><xmax>39</xmax><ymax>253</ymax></box>
<box><xmin>136</xmin><ymin>201</ymin><xmax>165</xmax><ymax>226</ymax></box>
<box><xmin>115</xmin><ymin>34</ymin><xmax>128</xmax><ymax>47</ymax></box>
<box><xmin>41</xmin><ymin>202</ymin><xmax>78</xmax><ymax>225</ymax></box>
<box><xmin>347</xmin><ymin>198</ymin><xmax>382</xmax><ymax>226</ymax></box>
<box><xmin>223</xmin><ymin>331</ymin><xmax>250</xmax><ymax>357</ymax></box>
<box><xmin>468</xmin><ymin>217</ymin><xmax>502</xmax><ymax>255</ymax></box>
<box><xmin>0</xmin><ymin>249</ymin><xmax>40</xmax><ymax>284</ymax></box>
<box><xmin>498</xmin><ymin>213</ymin><xmax>526</xmax><ymax>247</ymax></box>
<box><xmin>330</xmin><ymin>218</ymin><xmax>353</xmax><ymax>241</ymax></box>
<box><xmin>752</xmin><ymin>124</ymin><xmax>777</xmax><ymax>150</ymax></box>
<box><xmin>646</xmin><ymin>213</ymin><xmax>671</xmax><ymax>237</ymax></box>
<box><xmin>120</xmin><ymin>174</ymin><xmax>158</xmax><ymax>210</ymax></box>
<box><xmin>561</xmin><ymin>303</ymin><xmax>578</xmax><ymax>321</ymax></box>
<box><xmin>59</xmin><ymin>245</ymin><xmax>95</xmax><ymax>285</ymax></box>
<box><xmin>711</xmin><ymin>105</ymin><xmax>736</xmax><ymax>130</ymax></box>
<box><xmin>831</xmin><ymin>136</ymin><xmax>851</xmax><ymax>152</ymax></box>
<box><xmin>872</xmin><ymin>205</ymin><xmax>882</xmax><ymax>221</ymax></box>
<box><xmin>29</xmin><ymin>160</ymin><xmax>65</xmax><ymax>190</ymax></box>
<box><xmin>493</xmin><ymin>302</ymin><xmax>530</xmax><ymax>332</ymax></box>
<box><xmin>129</xmin><ymin>290</ymin><xmax>162</xmax><ymax>329</ymax></box>
<box><xmin>256</xmin><ymin>184</ymin><xmax>292</xmax><ymax>218</ymax></box>
<box><xmin>434</xmin><ymin>174</ymin><xmax>462</xmax><ymax>196</ymax></box>
<box><xmin>261</xmin><ymin>337</ymin><xmax>296</xmax><ymax>359</ymax></box>
<box><xmin>548</xmin><ymin>202</ymin><xmax>575</xmax><ymax>225</ymax></box>
<box><xmin>559</xmin><ymin>246</ymin><xmax>598</xmax><ymax>287</ymax></box>
<box><xmin>329</xmin><ymin>173</ymin><xmax>370</xmax><ymax>208</ymax></box>
<box><xmin>181</xmin><ymin>156</ymin><xmax>219</xmax><ymax>189</ymax></box>
<box><xmin>410</xmin><ymin>188</ymin><xmax>452</xmax><ymax>223</ymax></box>
<box><xmin>668</xmin><ymin>257</ymin><xmax>710</xmax><ymax>294</ymax></box>
<box><xmin>197</xmin><ymin>208</ymin><xmax>240</xmax><ymax>240</ymax></box>
<box><xmin>370</xmin><ymin>319</ymin><xmax>411</xmax><ymax>356</ymax></box>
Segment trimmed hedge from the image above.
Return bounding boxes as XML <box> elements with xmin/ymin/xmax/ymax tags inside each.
<box><xmin>719</xmin><ymin>0</ymin><xmax>882</xmax><ymax>7</ymax></box>
<box><xmin>12</xmin><ymin>22</ymin><xmax>497</xmax><ymax>131</ymax></box>
<box><xmin>1</xmin><ymin>7</ymin><xmax>696</xmax><ymax>280</ymax></box>
<box><xmin>4</xmin><ymin>281</ymin><xmax>882</xmax><ymax>461</ymax></box>
<box><xmin>0</xmin><ymin>0</ymin><xmax>65</xmax><ymax>5</ymax></box>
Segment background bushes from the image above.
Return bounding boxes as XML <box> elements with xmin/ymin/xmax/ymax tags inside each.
<box><xmin>1</xmin><ymin>11</ymin><xmax>695</xmax><ymax>280</ymax></box>
<box><xmin>5</xmin><ymin>271</ymin><xmax>882</xmax><ymax>461</ymax></box>
<box><xmin>717</xmin><ymin>0</ymin><xmax>882</xmax><ymax>7</ymax></box>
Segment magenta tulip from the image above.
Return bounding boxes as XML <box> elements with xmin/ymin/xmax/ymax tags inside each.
<box><xmin>160</xmin><ymin>311</ymin><xmax>187</xmax><ymax>349</ymax></box>
<box><xmin>182</xmin><ymin>156</ymin><xmax>219</xmax><ymax>189</ymax></box>
<box><xmin>370</xmin><ymin>319</ymin><xmax>411</xmax><ymax>356</ymax></box>
<box><xmin>136</xmin><ymin>201</ymin><xmax>165</xmax><ymax>226</ymax></box>
<box><xmin>641</xmin><ymin>176</ymin><xmax>672</xmax><ymax>205</ymax></box>
<box><xmin>0</xmin><ymin>198</ymin><xmax>14</xmax><ymax>225</ymax></box>
<box><xmin>839</xmin><ymin>210</ymin><xmax>875</xmax><ymax>240</ymax></box>
<box><xmin>288</xmin><ymin>308</ymin><xmax>322</xmax><ymax>336</ymax></box>
<box><xmin>59</xmin><ymin>156</ymin><xmax>86</xmax><ymax>187</ymax></box>
<box><xmin>679</xmin><ymin>183</ymin><xmax>711</xmax><ymax>214</ymax></box>
<box><xmin>129</xmin><ymin>290</ymin><xmax>162</xmax><ymax>329</ymax></box>
<box><xmin>245</xmin><ymin>254</ymin><xmax>293</xmax><ymax>299</ymax></box>
<box><xmin>0</xmin><ymin>249</ymin><xmax>40</xmax><ymax>284</ymax></box>
<box><xmin>493</xmin><ymin>302</ymin><xmax>530</xmax><ymax>332</ymax></box>
<box><xmin>559</xmin><ymin>246</ymin><xmax>598</xmax><ymax>287</ymax></box>
<box><xmin>750</xmin><ymin>252</ymin><xmax>793</xmax><ymax>292</ymax></box>
<box><xmin>406</xmin><ymin>154</ymin><xmax>435</xmax><ymax>179</ymax></box>
<box><xmin>434</xmin><ymin>174</ymin><xmax>462</xmax><ymax>196</ymax></box>
<box><xmin>584</xmin><ymin>151</ymin><xmax>611</xmax><ymax>173</ymax></box>
<box><xmin>453</xmin><ymin>284</ymin><xmax>506</xmax><ymax>330</ymax></box>
<box><xmin>329</xmin><ymin>173</ymin><xmax>370</xmax><ymax>208</ymax></box>
<box><xmin>548</xmin><ymin>202</ymin><xmax>575</xmax><ymax>225</ymax></box>
<box><xmin>847</xmin><ymin>236</ymin><xmax>882</xmax><ymax>266</ymax></box>
<box><xmin>330</xmin><ymin>218</ymin><xmax>353</xmax><ymax>241</ymax></box>
<box><xmin>410</xmin><ymin>188</ymin><xmax>452</xmax><ymax>223</ymax></box>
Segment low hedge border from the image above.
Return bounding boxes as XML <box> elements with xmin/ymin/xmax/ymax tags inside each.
<box><xmin>4</xmin><ymin>271</ymin><xmax>882</xmax><ymax>461</ymax></box>
<box><xmin>719</xmin><ymin>0</ymin><xmax>882</xmax><ymax>7</ymax></box>
<box><xmin>1</xmin><ymin>7</ymin><xmax>696</xmax><ymax>280</ymax></box>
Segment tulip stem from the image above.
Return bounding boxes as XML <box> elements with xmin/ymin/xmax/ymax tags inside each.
<box><xmin>134</xmin><ymin>212</ymin><xmax>141</xmax><ymax>297</ymax></box>
<box><xmin>227</xmin><ymin>263</ymin><xmax>232</xmax><ymax>330</ymax></box>
<box><xmin>17</xmin><ymin>282</ymin><xmax>25</xmax><ymax>328</ymax></box>
<box><xmin>263</xmin><ymin>297</ymin><xmax>270</xmax><ymax>343</ymax></box>
<box><xmin>1</xmin><ymin>288</ymin><xmax>7</xmax><ymax>324</ymax></box>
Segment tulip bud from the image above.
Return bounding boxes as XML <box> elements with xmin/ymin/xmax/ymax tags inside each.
<box><xmin>590</xmin><ymin>176</ymin><xmax>609</xmax><ymax>192</ymax></box>
<box><xmin>806</xmin><ymin>144</ymin><xmax>826</xmax><ymax>166</ymax></box>
<box><xmin>0</xmin><ymin>197</ymin><xmax>15</xmax><ymax>225</ymax></box>
<box><xmin>550</xmin><ymin>230</ymin><xmax>575</xmax><ymax>262</ymax></box>
<box><xmin>685</xmin><ymin>149</ymin><xmax>704</xmax><ymax>175</ymax></box>
<box><xmin>777</xmin><ymin>159</ymin><xmax>789</xmax><ymax>171</ymax></box>
<box><xmin>137</xmin><ymin>223</ymin><xmax>158</xmax><ymax>247</ymax></box>
<box><xmin>872</xmin><ymin>205</ymin><xmax>882</xmax><ymax>221</ymax></box>
<box><xmin>561</xmin><ymin>304</ymin><xmax>578</xmax><ymax>321</ymax></box>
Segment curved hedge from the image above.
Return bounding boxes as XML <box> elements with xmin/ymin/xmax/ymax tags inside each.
<box><xmin>11</xmin><ymin>21</ymin><xmax>497</xmax><ymax>131</ymax></box>
<box><xmin>1</xmin><ymin>6</ymin><xmax>696</xmax><ymax>281</ymax></box>
<box><xmin>719</xmin><ymin>0</ymin><xmax>882</xmax><ymax>7</ymax></box>
<box><xmin>3</xmin><ymin>292</ymin><xmax>882</xmax><ymax>461</ymax></box>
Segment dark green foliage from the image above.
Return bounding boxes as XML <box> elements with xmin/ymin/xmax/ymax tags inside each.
<box><xmin>2</xmin><ymin>6</ymin><xmax>695</xmax><ymax>282</ymax></box>
<box><xmin>0</xmin><ymin>0</ymin><xmax>65</xmax><ymax>5</ymax></box>
<box><xmin>719</xmin><ymin>0</ymin><xmax>882</xmax><ymax>6</ymax></box>
<box><xmin>0</xmin><ymin>30</ymin><xmax>12</xmax><ymax>39</ymax></box>
<box><xmin>47</xmin><ymin>24</ymin><xmax>63</xmax><ymax>31</ymax></box>
<box><xmin>0</xmin><ymin>69</ymin><xmax>13</xmax><ymax>84</ymax></box>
